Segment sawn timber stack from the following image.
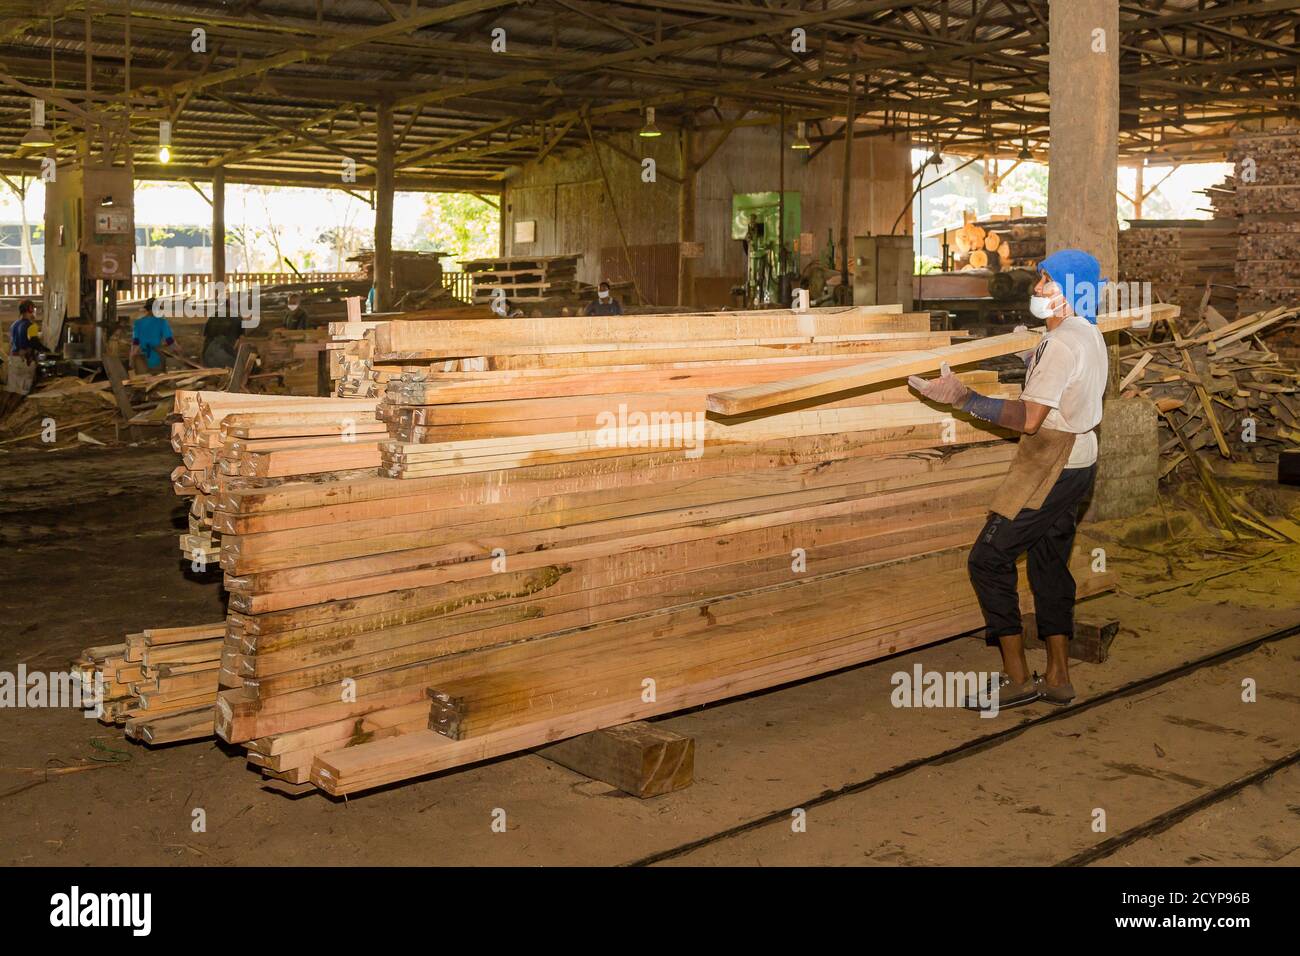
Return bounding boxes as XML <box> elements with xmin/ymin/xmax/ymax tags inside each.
<box><xmin>189</xmin><ymin>305</ymin><xmax>1123</xmax><ymax>794</ymax></box>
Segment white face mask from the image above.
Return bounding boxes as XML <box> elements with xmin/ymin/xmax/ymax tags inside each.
<box><xmin>1028</xmin><ymin>295</ymin><xmax>1056</xmax><ymax>320</ymax></box>
<box><xmin>598</xmin><ymin>290</ymin><xmax>609</xmax><ymax>300</ymax></box>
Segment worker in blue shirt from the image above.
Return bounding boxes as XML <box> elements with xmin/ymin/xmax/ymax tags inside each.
<box><xmin>130</xmin><ymin>297</ymin><xmax>182</xmax><ymax>374</ymax></box>
<box><xmin>8</xmin><ymin>299</ymin><xmax>39</xmax><ymax>362</ymax></box>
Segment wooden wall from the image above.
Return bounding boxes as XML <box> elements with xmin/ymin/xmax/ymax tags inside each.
<box><xmin>501</xmin><ymin>121</ymin><xmax>912</xmax><ymax>309</ymax></box>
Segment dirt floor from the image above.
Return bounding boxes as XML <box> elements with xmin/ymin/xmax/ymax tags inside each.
<box><xmin>1</xmin><ymin>442</ymin><xmax>1298</xmax><ymax>867</ymax></box>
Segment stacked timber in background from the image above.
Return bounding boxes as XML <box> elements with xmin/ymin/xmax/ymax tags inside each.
<box><xmin>1118</xmin><ymin>220</ymin><xmax>1239</xmax><ymax>320</ymax></box>
<box><xmin>194</xmin><ymin>306</ymin><xmax>1126</xmax><ymax>794</ymax></box>
<box><xmin>257</xmin><ymin>327</ymin><xmax>331</xmax><ymax>395</ymax></box>
<box><xmin>461</xmin><ymin>254</ymin><xmax>580</xmax><ymax>306</ymax></box>
<box><xmin>74</xmin><ymin>624</ymin><xmax>226</xmax><ymax>744</ymax></box>
<box><xmin>1231</xmin><ymin>128</ymin><xmax>1300</xmax><ymax>317</ymax></box>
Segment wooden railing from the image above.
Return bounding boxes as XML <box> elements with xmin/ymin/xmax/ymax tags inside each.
<box><xmin>443</xmin><ymin>270</ymin><xmax>473</xmax><ymax>302</ymax></box>
<box><xmin>1</xmin><ymin>270</ymin><xmax>475</xmax><ymax>302</ymax></box>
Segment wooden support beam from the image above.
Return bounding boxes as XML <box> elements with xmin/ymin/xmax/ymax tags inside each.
<box><xmin>212</xmin><ymin>169</ymin><xmax>226</xmax><ymax>283</ymax></box>
<box><xmin>374</xmin><ymin>99</ymin><xmax>395</xmax><ymax>312</ymax></box>
<box><xmin>1047</xmin><ymin>0</ymin><xmax>1119</xmax><ymax>280</ymax></box>
<box><xmin>537</xmin><ymin>721</ymin><xmax>694</xmax><ymax>798</ymax></box>
<box><xmin>678</xmin><ymin>124</ymin><xmax>695</xmax><ymax>308</ymax></box>
<box><xmin>840</xmin><ymin>71</ymin><xmax>858</xmax><ymax>290</ymax></box>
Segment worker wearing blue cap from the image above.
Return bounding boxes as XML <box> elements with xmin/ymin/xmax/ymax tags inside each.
<box><xmin>909</xmin><ymin>248</ymin><xmax>1109</xmax><ymax>713</ymax></box>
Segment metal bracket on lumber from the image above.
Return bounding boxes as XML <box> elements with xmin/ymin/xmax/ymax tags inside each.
<box><xmin>536</xmin><ymin>721</ymin><xmax>694</xmax><ymax>798</ymax></box>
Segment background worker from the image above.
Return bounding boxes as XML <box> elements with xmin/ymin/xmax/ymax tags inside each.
<box><xmin>908</xmin><ymin>248</ymin><xmax>1109</xmax><ymax>712</ymax></box>
<box><xmin>202</xmin><ymin>310</ymin><xmax>243</xmax><ymax>368</ymax></box>
<box><xmin>8</xmin><ymin>299</ymin><xmax>40</xmax><ymax>363</ymax></box>
<box><xmin>130</xmin><ymin>297</ymin><xmax>185</xmax><ymax>374</ymax></box>
<box><xmin>283</xmin><ymin>293</ymin><xmax>309</xmax><ymax>329</ymax></box>
<box><xmin>584</xmin><ymin>281</ymin><xmax>623</xmax><ymax>316</ymax></box>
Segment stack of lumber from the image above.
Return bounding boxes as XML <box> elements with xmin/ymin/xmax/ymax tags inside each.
<box><xmin>257</xmin><ymin>327</ymin><xmax>329</xmax><ymax>395</ymax></box>
<box><xmin>1118</xmin><ymin>304</ymin><xmax>1300</xmax><ymax>533</ymax></box>
<box><xmin>1231</xmin><ymin>127</ymin><xmax>1300</xmax><ymax>315</ymax></box>
<box><xmin>191</xmin><ymin>306</ymin><xmax>1151</xmax><ymax>795</ymax></box>
<box><xmin>327</xmin><ymin>303</ymin><xmax>494</xmax><ymax>399</ymax></box>
<box><xmin>1119</xmin><ymin>219</ymin><xmax>1239</xmax><ymax>320</ymax></box>
<box><xmin>169</xmin><ymin>390</ymin><xmax>385</xmax><ymax>562</ymax></box>
<box><xmin>349</xmin><ymin>250</ymin><xmax>461</xmax><ymax>311</ymax></box>
<box><xmin>461</xmin><ymin>254</ymin><xmax>580</xmax><ymax>305</ymax></box>
<box><xmin>73</xmin><ymin>623</ymin><xmax>226</xmax><ymax>744</ymax></box>
<box><xmin>1202</xmin><ymin>177</ymin><xmax>1239</xmax><ymax>219</ymax></box>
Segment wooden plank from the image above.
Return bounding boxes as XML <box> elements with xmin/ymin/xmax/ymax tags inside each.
<box><xmin>706</xmin><ymin>305</ymin><xmax>1179</xmax><ymax>415</ymax></box>
<box><xmin>535</xmin><ymin>721</ymin><xmax>694</xmax><ymax>797</ymax></box>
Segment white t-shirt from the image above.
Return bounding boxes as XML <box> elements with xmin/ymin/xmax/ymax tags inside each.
<box><xmin>1019</xmin><ymin>315</ymin><xmax>1108</xmax><ymax>468</ymax></box>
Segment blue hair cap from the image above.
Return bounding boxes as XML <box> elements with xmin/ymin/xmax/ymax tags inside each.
<box><xmin>1039</xmin><ymin>248</ymin><xmax>1106</xmax><ymax>323</ymax></box>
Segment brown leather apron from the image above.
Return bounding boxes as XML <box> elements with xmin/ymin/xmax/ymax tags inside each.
<box><xmin>988</xmin><ymin>427</ymin><xmax>1079</xmax><ymax>519</ymax></box>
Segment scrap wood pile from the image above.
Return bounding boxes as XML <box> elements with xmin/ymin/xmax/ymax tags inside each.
<box><xmin>1117</xmin><ymin>303</ymin><xmax>1300</xmax><ymax>539</ymax></box>
<box><xmin>196</xmin><ymin>305</ymin><xmax>1137</xmax><ymax>795</ymax></box>
<box><xmin>169</xmin><ymin>390</ymin><xmax>384</xmax><ymax>564</ymax></box>
<box><xmin>0</xmin><ymin>365</ymin><xmax>227</xmax><ymax>447</ymax></box>
<box><xmin>74</xmin><ymin>624</ymin><xmax>226</xmax><ymax>745</ymax></box>
<box><xmin>1119</xmin><ymin>219</ymin><xmax>1239</xmax><ymax>320</ymax></box>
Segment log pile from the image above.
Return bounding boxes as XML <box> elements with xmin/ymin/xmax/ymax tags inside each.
<box><xmin>1118</xmin><ymin>220</ymin><xmax>1239</xmax><ymax>320</ymax></box>
<box><xmin>74</xmin><ymin>623</ymin><xmax>226</xmax><ymax>744</ymax></box>
<box><xmin>188</xmin><ymin>306</ymin><xmax>1130</xmax><ymax>794</ymax></box>
<box><xmin>952</xmin><ymin>216</ymin><xmax>1045</xmax><ymax>271</ymax></box>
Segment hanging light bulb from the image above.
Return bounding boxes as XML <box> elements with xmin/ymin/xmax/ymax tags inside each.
<box><xmin>791</xmin><ymin>120</ymin><xmax>811</xmax><ymax>150</ymax></box>
<box><xmin>1017</xmin><ymin>138</ymin><xmax>1033</xmax><ymax>162</ymax></box>
<box><xmin>638</xmin><ymin>106</ymin><xmax>661</xmax><ymax>138</ymax></box>
<box><xmin>927</xmin><ymin>142</ymin><xmax>944</xmax><ymax>167</ymax></box>
<box><xmin>20</xmin><ymin>99</ymin><xmax>54</xmax><ymax>149</ymax></box>
<box><xmin>158</xmin><ymin>119</ymin><xmax>172</xmax><ymax>164</ymax></box>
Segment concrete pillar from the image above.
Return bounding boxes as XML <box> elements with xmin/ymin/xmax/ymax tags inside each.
<box><xmin>1046</xmin><ymin>0</ymin><xmax>1118</xmax><ymax>280</ymax></box>
<box><xmin>212</xmin><ymin>169</ymin><xmax>226</xmax><ymax>282</ymax></box>
<box><xmin>374</xmin><ymin>99</ymin><xmax>395</xmax><ymax>312</ymax></box>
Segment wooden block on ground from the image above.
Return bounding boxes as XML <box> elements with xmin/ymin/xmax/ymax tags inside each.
<box><xmin>1016</xmin><ymin>612</ymin><xmax>1120</xmax><ymax>664</ymax></box>
<box><xmin>535</xmin><ymin>721</ymin><xmax>694</xmax><ymax>798</ymax></box>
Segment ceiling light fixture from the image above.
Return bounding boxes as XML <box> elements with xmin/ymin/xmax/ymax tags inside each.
<box><xmin>791</xmin><ymin>120</ymin><xmax>811</xmax><ymax>150</ymax></box>
<box><xmin>638</xmin><ymin>106</ymin><xmax>661</xmax><ymax>138</ymax></box>
<box><xmin>20</xmin><ymin>99</ymin><xmax>53</xmax><ymax>149</ymax></box>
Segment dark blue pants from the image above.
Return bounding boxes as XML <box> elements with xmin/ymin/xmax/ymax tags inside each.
<box><xmin>967</xmin><ymin>464</ymin><xmax>1096</xmax><ymax>641</ymax></box>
